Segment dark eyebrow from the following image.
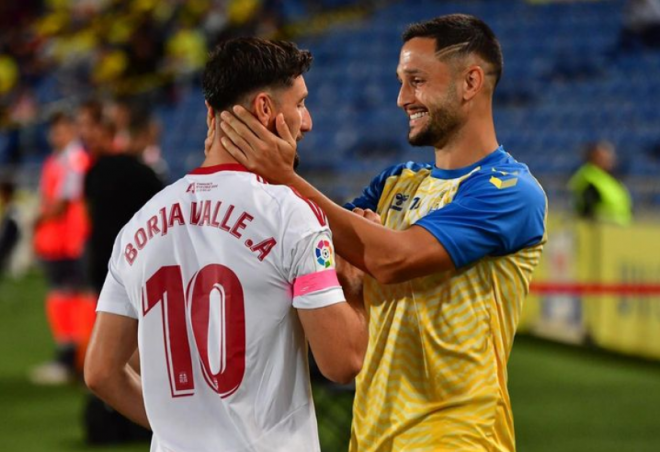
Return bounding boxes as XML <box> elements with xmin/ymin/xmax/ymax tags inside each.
<box><xmin>402</xmin><ymin>69</ymin><xmax>424</xmax><ymax>75</ymax></box>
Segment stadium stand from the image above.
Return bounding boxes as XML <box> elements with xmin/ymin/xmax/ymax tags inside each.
<box><xmin>105</xmin><ymin>0</ymin><xmax>660</xmax><ymax>210</ymax></box>
<box><xmin>1</xmin><ymin>0</ymin><xmax>659</xmax><ymax>205</ymax></box>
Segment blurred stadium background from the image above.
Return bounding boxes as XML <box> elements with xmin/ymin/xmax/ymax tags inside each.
<box><xmin>1</xmin><ymin>0</ymin><xmax>660</xmax><ymax>451</ymax></box>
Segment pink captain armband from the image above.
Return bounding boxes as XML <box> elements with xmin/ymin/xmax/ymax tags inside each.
<box><xmin>293</xmin><ymin>269</ymin><xmax>341</xmax><ymax>297</ymax></box>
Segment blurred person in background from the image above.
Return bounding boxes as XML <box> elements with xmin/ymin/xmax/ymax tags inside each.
<box><xmin>0</xmin><ymin>51</ymin><xmax>19</xmax><ymax>97</ymax></box>
<box><xmin>31</xmin><ymin>111</ymin><xmax>95</xmax><ymax>384</ymax></box>
<box><xmin>109</xmin><ymin>98</ymin><xmax>132</xmax><ymax>153</ymax></box>
<box><xmin>569</xmin><ymin>141</ymin><xmax>633</xmax><ymax>226</ymax></box>
<box><xmin>82</xmin><ymin>117</ymin><xmax>160</xmax><ymax>445</ymax></box>
<box><xmin>0</xmin><ymin>180</ymin><xmax>20</xmax><ymax>274</ymax></box>
<box><xmin>130</xmin><ymin>112</ymin><xmax>169</xmax><ymax>181</ymax></box>
<box><xmin>84</xmin><ymin>118</ymin><xmax>163</xmax><ymax>297</ymax></box>
<box><xmin>221</xmin><ymin>14</ymin><xmax>547</xmax><ymax>452</ymax></box>
<box><xmin>76</xmin><ymin>99</ymin><xmax>104</xmax><ymax>153</ymax></box>
<box><xmin>165</xmin><ymin>19</ymin><xmax>207</xmax><ymax>81</ymax></box>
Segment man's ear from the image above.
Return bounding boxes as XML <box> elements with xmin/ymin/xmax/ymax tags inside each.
<box><xmin>252</xmin><ymin>92</ymin><xmax>275</xmax><ymax>127</ymax></box>
<box><xmin>205</xmin><ymin>101</ymin><xmax>216</xmax><ymax>130</ymax></box>
<box><xmin>462</xmin><ymin>65</ymin><xmax>485</xmax><ymax>101</ymax></box>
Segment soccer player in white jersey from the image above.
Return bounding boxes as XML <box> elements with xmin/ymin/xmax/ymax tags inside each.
<box><xmin>84</xmin><ymin>38</ymin><xmax>368</xmax><ymax>452</ymax></box>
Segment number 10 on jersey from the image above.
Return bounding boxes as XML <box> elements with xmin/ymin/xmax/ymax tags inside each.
<box><xmin>143</xmin><ymin>264</ymin><xmax>246</xmax><ymax>398</ymax></box>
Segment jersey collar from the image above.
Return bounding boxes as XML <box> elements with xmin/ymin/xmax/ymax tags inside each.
<box><xmin>188</xmin><ymin>163</ymin><xmax>251</xmax><ymax>175</ymax></box>
<box><xmin>431</xmin><ymin>146</ymin><xmax>506</xmax><ymax>180</ymax></box>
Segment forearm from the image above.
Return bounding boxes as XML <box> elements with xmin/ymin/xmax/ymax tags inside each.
<box><xmin>336</xmin><ymin>255</ymin><xmax>365</xmax><ymax>312</ymax></box>
<box><xmin>90</xmin><ymin>365</ymin><xmax>150</xmax><ymax>429</ymax></box>
<box><xmin>300</xmin><ymin>301</ymin><xmax>368</xmax><ymax>384</ymax></box>
<box><xmin>347</xmin><ymin>304</ymin><xmax>369</xmax><ymax>375</ymax></box>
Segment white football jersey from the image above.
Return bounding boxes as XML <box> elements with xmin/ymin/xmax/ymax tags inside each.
<box><xmin>97</xmin><ymin>163</ymin><xmax>345</xmax><ymax>452</ymax></box>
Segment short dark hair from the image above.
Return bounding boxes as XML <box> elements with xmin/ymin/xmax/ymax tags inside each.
<box><xmin>79</xmin><ymin>99</ymin><xmax>104</xmax><ymax>123</ymax></box>
<box><xmin>49</xmin><ymin>111</ymin><xmax>73</xmax><ymax>127</ymax></box>
<box><xmin>585</xmin><ymin>140</ymin><xmax>614</xmax><ymax>160</ymax></box>
<box><xmin>403</xmin><ymin>14</ymin><xmax>503</xmax><ymax>87</ymax></box>
<box><xmin>202</xmin><ymin>37</ymin><xmax>313</xmax><ymax>112</ymax></box>
<box><xmin>0</xmin><ymin>180</ymin><xmax>16</xmax><ymax>197</ymax></box>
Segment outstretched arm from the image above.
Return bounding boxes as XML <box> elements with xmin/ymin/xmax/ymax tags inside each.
<box><xmin>219</xmin><ymin>107</ymin><xmax>455</xmax><ymax>284</ymax></box>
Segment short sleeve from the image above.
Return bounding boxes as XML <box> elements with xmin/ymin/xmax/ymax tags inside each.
<box><xmin>415</xmin><ymin>171</ymin><xmax>546</xmax><ymax>268</ymax></box>
<box><xmin>97</xmin><ymin>263</ymin><xmax>138</xmax><ymax>319</ymax></box>
<box><xmin>277</xmin><ymin>190</ymin><xmax>346</xmax><ymax>310</ymax></box>
<box><xmin>289</xmin><ymin>230</ymin><xmax>345</xmax><ymax>310</ymax></box>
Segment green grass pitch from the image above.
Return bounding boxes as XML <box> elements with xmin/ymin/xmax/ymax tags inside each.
<box><xmin>1</xmin><ymin>272</ymin><xmax>659</xmax><ymax>451</ymax></box>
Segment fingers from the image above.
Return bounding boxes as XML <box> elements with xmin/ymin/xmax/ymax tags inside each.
<box><xmin>363</xmin><ymin>209</ymin><xmax>381</xmax><ymax>224</ymax></box>
<box><xmin>275</xmin><ymin>114</ymin><xmax>295</xmax><ymax>145</ymax></box>
<box><xmin>231</xmin><ymin>105</ymin><xmax>274</xmax><ymax>141</ymax></box>
<box><xmin>204</xmin><ymin>131</ymin><xmax>214</xmax><ymax>156</ymax></box>
<box><xmin>219</xmin><ymin>118</ymin><xmax>255</xmax><ymax>157</ymax></box>
<box><xmin>220</xmin><ymin>110</ymin><xmax>264</xmax><ymax>151</ymax></box>
<box><xmin>220</xmin><ymin>136</ymin><xmax>250</xmax><ymax>167</ymax></box>
<box><xmin>352</xmin><ymin>207</ymin><xmax>381</xmax><ymax>224</ymax></box>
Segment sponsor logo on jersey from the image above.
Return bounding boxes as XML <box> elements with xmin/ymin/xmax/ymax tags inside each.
<box><xmin>489</xmin><ymin>168</ymin><xmax>519</xmax><ymax>189</ymax></box>
<box><xmin>315</xmin><ymin>239</ymin><xmax>333</xmax><ymax>269</ymax></box>
<box><xmin>390</xmin><ymin>192</ymin><xmax>410</xmax><ymax>211</ymax></box>
<box><xmin>186</xmin><ymin>182</ymin><xmax>219</xmax><ymax>193</ymax></box>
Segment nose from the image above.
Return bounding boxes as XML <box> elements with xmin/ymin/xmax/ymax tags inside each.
<box><xmin>397</xmin><ymin>82</ymin><xmax>413</xmax><ymax>109</ymax></box>
<box><xmin>301</xmin><ymin>108</ymin><xmax>312</xmax><ymax>132</ymax></box>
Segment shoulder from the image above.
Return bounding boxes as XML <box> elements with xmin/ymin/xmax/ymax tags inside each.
<box><xmin>457</xmin><ymin>153</ymin><xmax>546</xmax><ymax>209</ymax></box>
<box><xmin>256</xmin><ymin>183</ymin><xmax>329</xmax><ymax>230</ymax></box>
<box><xmin>376</xmin><ymin>161</ymin><xmax>433</xmax><ymax>181</ymax></box>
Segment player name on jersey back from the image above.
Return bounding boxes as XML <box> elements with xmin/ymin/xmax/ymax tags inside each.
<box><xmin>123</xmin><ymin>199</ymin><xmax>277</xmax><ymax>266</ymax></box>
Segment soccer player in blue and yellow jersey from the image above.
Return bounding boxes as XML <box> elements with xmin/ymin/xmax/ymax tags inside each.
<box><xmin>220</xmin><ymin>14</ymin><xmax>547</xmax><ymax>452</ymax></box>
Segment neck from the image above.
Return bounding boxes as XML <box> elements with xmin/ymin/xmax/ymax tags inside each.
<box><xmin>201</xmin><ymin>132</ymin><xmax>240</xmax><ymax>167</ymax></box>
<box><xmin>434</xmin><ymin>102</ymin><xmax>499</xmax><ymax>170</ymax></box>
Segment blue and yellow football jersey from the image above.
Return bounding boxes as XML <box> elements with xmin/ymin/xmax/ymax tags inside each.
<box><xmin>346</xmin><ymin>147</ymin><xmax>547</xmax><ymax>452</ymax></box>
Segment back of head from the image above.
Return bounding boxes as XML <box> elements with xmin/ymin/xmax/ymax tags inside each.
<box><xmin>0</xmin><ymin>180</ymin><xmax>16</xmax><ymax>203</ymax></box>
<box><xmin>48</xmin><ymin>111</ymin><xmax>77</xmax><ymax>151</ymax></box>
<box><xmin>402</xmin><ymin>14</ymin><xmax>503</xmax><ymax>88</ymax></box>
<box><xmin>127</xmin><ymin>116</ymin><xmax>152</xmax><ymax>156</ymax></box>
<box><xmin>585</xmin><ymin>141</ymin><xmax>616</xmax><ymax>172</ymax></box>
<box><xmin>49</xmin><ymin>110</ymin><xmax>74</xmax><ymax>129</ymax></box>
<box><xmin>78</xmin><ymin>99</ymin><xmax>104</xmax><ymax>124</ymax></box>
<box><xmin>88</xmin><ymin>120</ymin><xmax>116</xmax><ymax>157</ymax></box>
<box><xmin>202</xmin><ymin>37</ymin><xmax>313</xmax><ymax>112</ymax></box>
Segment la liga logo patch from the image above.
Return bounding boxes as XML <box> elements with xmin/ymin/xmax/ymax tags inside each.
<box><xmin>315</xmin><ymin>239</ymin><xmax>333</xmax><ymax>269</ymax></box>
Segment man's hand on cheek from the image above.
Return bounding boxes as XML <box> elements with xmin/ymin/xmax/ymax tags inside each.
<box><xmin>219</xmin><ymin>106</ymin><xmax>298</xmax><ymax>185</ymax></box>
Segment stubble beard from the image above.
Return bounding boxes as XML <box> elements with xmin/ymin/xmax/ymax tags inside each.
<box><xmin>407</xmin><ymin>86</ymin><xmax>462</xmax><ymax>149</ymax></box>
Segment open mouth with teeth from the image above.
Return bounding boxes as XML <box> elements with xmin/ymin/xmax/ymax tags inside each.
<box><xmin>408</xmin><ymin>110</ymin><xmax>429</xmax><ymax>126</ymax></box>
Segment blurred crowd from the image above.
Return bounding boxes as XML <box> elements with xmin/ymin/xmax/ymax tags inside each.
<box><xmin>0</xmin><ymin>0</ymin><xmax>365</xmax><ymax>169</ymax></box>
<box><xmin>0</xmin><ymin>0</ymin><xmax>279</xmax><ymax>103</ymax></box>
<box><xmin>0</xmin><ymin>0</ymin><xmax>333</xmax><ymax>135</ymax></box>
